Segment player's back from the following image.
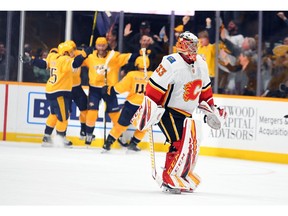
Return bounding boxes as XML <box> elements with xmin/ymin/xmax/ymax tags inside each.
<box><xmin>45</xmin><ymin>55</ymin><xmax>74</xmax><ymax>98</ymax></box>
<box><xmin>114</xmin><ymin>70</ymin><xmax>153</xmax><ymax>105</ymax></box>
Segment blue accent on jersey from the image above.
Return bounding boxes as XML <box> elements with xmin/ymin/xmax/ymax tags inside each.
<box><xmin>167</xmin><ymin>56</ymin><xmax>176</xmax><ymax>64</ymax></box>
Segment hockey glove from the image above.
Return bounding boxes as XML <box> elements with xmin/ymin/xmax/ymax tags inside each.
<box><xmin>101</xmin><ymin>85</ymin><xmax>116</xmax><ymax>97</ymax></box>
<box><xmin>84</xmin><ymin>46</ymin><xmax>93</xmax><ymax>57</ymax></box>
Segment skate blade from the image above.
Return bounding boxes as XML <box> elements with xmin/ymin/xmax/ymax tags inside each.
<box><xmin>101</xmin><ymin>149</ymin><xmax>110</xmax><ymax>153</ymax></box>
<box><xmin>81</xmin><ymin>136</ymin><xmax>96</xmax><ymax>141</ymax></box>
<box><xmin>180</xmin><ymin>189</ymin><xmax>194</xmax><ymax>193</ymax></box>
<box><xmin>41</xmin><ymin>143</ymin><xmax>53</xmax><ymax>148</ymax></box>
<box><xmin>162</xmin><ymin>188</ymin><xmax>181</xmax><ymax>194</ymax></box>
<box><xmin>118</xmin><ymin>141</ymin><xmax>129</xmax><ymax>147</ymax></box>
<box><xmin>84</xmin><ymin>145</ymin><xmax>91</xmax><ymax>149</ymax></box>
<box><xmin>162</xmin><ymin>185</ymin><xmax>182</xmax><ymax>194</ymax></box>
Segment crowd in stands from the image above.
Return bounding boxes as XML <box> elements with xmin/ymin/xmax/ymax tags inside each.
<box><xmin>1</xmin><ymin>11</ymin><xmax>288</xmax><ymax>98</ymax></box>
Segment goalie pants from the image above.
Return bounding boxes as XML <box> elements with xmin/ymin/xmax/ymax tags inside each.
<box><xmin>158</xmin><ymin>108</ymin><xmax>201</xmax><ymax>190</ymax></box>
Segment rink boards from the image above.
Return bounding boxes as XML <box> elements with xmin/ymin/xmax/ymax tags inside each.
<box><xmin>1</xmin><ymin>81</ymin><xmax>288</xmax><ymax>163</ymax></box>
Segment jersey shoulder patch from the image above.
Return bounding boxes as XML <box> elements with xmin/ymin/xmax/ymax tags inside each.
<box><xmin>166</xmin><ymin>56</ymin><xmax>176</xmax><ymax>64</ymax></box>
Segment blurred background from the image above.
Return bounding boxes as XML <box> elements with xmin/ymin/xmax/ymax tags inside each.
<box><xmin>1</xmin><ymin>10</ymin><xmax>288</xmax><ymax>97</ymax></box>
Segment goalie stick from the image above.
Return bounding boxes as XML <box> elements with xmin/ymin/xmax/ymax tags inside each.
<box><xmin>141</xmin><ymin>48</ymin><xmax>163</xmax><ymax>187</ymax></box>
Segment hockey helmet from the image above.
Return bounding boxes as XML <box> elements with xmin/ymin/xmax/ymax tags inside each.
<box><xmin>49</xmin><ymin>48</ymin><xmax>58</xmax><ymax>54</ymax></box>
<box><xmin>95</xmin><ymin>37</ymin><xmax>108</xmax><ymax>45</ymax></box>
<box><xmin>174</xmin><ymin>25</ymin><xmax>184</xmax><ymax>33</ymax></box>
<box><xmin>65</xmin><ymin>40</ymin><xmax>77</xmax><ymax>49</ymax></box>
<box><xmin>135</xmin><ymin>56</ymin><xmax>150</xmax><ymax>69</ymax></box>
<box><xmin>58</xmin><ymin>42</ymin><xmax>74</xmax><ymax>56</ymax></box>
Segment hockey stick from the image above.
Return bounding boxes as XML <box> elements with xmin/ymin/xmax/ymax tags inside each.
<box><xmin>103</xmin><ymin>50</ymin><xmax>115</xmax><ymax>144</ymax></box>
<box><xmin>89</xmin><ymin>11</ymin><xmax>98</xmax><ymax>47</ymax></box>
<box><xmin>141</xmin><ymin>48</ymin><xmax>163</xmax><ymax>187</ymax></box>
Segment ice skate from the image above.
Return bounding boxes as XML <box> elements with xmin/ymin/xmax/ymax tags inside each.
<box><xmin>127</xmin><ymin>137</ymin><xmax>141</xmax><ymax>152</ymax></box>
<box><xmin>117</xmin><ymin>135</ymin><xmax>128</xmax><ymax>147</ymax></box>
<box><xmin>85</xmin><ymin>133</ymin><xmax>96</xmax><ymax>146</ymax></box>
<box><xmin>81</xmin><ymin>131</ymin><xmax>96</xmax><ymax>142</ymax></box>
<box><xmin>41</xmin><ymin>135</ymin><xmax>53</xmax><ymax>147</ymax></box>
<box><xmin>127</xmin><ymin>142</ymin><xmax>141</xmax><ymax>152</ymax></box>
<box><xmin>102</xmin><ymin>141</ymin><xmax>112</xmax><ymax>152</ymax></box>
<box><xmin>79</xmin><ymin>130</ymin><xmax>86</xmax><ymax>140</ymax></box>
<box><xmin>63</xmin><ymin>137</ymin><xmax>73</xmax><ymax>148</ymax></box>
<box><xmin>102</xmin><ymin>135</ymin><xmax>115</xmax><ymax>153</ymax></box>
<box><xmin>162</xmin><ymin>184</ymin><xmax>181</xmax><ymax>194</ymax></box>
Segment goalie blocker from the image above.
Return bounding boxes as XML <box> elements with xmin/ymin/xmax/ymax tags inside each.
<box><xmin>131</xmin><ymin>95</ymin><xmax>165</xmax><ymax>131</ymax></box>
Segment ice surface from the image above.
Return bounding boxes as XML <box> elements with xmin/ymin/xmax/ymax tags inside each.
<box><xmin>0</xmin><ymin>141</ymin><xmax>287</xmax><ymax>215</ymax></box>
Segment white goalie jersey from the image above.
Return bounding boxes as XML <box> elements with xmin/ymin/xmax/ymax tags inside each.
<box><xmin>149</xmin><ymin>53</ymin><xmax>212</xmax><ymax>115</ymax></box>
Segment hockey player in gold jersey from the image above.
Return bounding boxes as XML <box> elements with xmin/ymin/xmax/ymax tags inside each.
<box><xmin>42</xmin><ymin>41</ymin><xmax>93</xmax><ymax>147</ymax></box>
<box><xmin>29</xmin><ymin>40</ymin><xmax>91</xmax><ymax>143</ymax></box>
<box><xmin>82</xmin><ymin>37</ymin><xmax>139</xmax><ymax>145</ymax></box>
<box><xmin>102</xmin><ymin>55</ymin><xmax>153</xmax><ymax>151</ymax></box>
<box><xmin>65</xmin><ymin>40</ymin><xmax>90</xmax><ymax>139</ymax></box>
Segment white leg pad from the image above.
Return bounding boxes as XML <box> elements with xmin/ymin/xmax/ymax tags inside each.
<box><xmin>162</xmin><ymin>118</ymin><xmax>201</xmax><ymax>190</ymax></box>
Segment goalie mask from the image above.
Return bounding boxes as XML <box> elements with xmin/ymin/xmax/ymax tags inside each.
<box><xmin>176</xmin><ymin>31</ymin><xmax>198</xmax><ymax>61</ymax></box>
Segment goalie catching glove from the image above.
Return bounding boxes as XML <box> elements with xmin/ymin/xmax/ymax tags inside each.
<box><xmin>131</xmin><ymin>96</ymin><xmax>165</xmax><ymax>131</ymax></box>
<box><xmin>198</xmin><ymin>101</ymin><xmax>227</xmax><ymax>130</ymax></box>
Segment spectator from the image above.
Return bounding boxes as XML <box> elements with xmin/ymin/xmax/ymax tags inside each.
<box><xmin>123</xmin><ymin>33</ymin><xmax>163</xmax><ymax>73</ymax></box>
<box><xmin>22</xmin><ymin>43</ymin><xmax>36</xmax><ymax>82</ymax></box>
<box><xmin>220</xmin><ymin>29</ymin><xmax>257</xmax><ymax>95</ymax></box>
<box><xmin>197</xmin><ymin>30</ymin><xmax>216</xmax><ymax>86</ymax></box>
<box><xmin>123</xmin><ymin>21</ymin><xmax>160</xmax><ymax>50</ymax></box>
<box><xmin>33</xmin><ymin>48</ymin><xmax>49</xmax><ymax>83</ymax></box>
<box><xmin>0</xmin><ymin>41</ymin><xmax>16</xmax><ymax>81</ymax></box>
<box><xmin>217</xmin><ymin>20</ymin><xmax>245</xmax><ymax>94</ymax></box>
<box><xmin>224</xmin><ymin>50</ymin><xmax>257</xmax><ymax>96</ymax></box>
<box><xmin>157</xmin><ymin>15</ymin><xmax>191</xmax><ymax>54</ymax></box>
<box><xmin>106</xmin><ymin>25</ymin><xmax>119</xmax><ymax>51</ymax></box>
<box><xmin>277</xmin><ymin>12</ymin><xmax>288</xmax><ymax>26</ymax></box>
<box><xmin>262</xmin><ymin>44</ymin><xmax>288</xmax><ymax>98</ymax></box>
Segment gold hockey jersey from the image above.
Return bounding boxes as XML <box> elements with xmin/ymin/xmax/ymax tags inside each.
<box><xmin>83</xmin><ymin>50</ymin><xmax>131</xmax><ymax>87</ymax></box>
<box><xmin>114</xmin><ymin>70</ymin><xmax>153</xmax><ymax>105</ymax></box>
<box><xmin>45</xmin><ymin>53</ymin><xmax>74</xmax><ymax>96</ymax></box>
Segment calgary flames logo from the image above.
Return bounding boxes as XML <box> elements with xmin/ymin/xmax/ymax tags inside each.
<box><xmin>183</xmin><ymin>80</ymin><xmax>202</xmax><ymax>102</ymax></box>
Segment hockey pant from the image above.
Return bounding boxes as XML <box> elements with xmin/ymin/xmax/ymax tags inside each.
<box><xmin>162</xmin><ymin>118</ymin><xmax>201</xmax><ymax>191</ymax></box>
